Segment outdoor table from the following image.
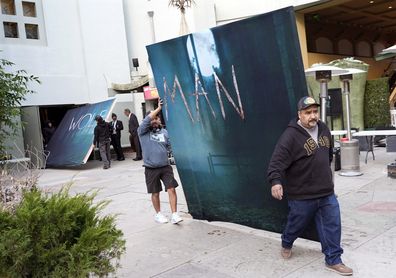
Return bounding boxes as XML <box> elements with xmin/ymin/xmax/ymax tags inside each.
<box><xmin>330</xmin><ymin>130</ymin><xmax>357</xmax><ymax>143</ymax></box>
<box><xmin>331</xmin><ymin>130</ymin><xmax>348</xmax><ymax>136</ymax></box>
<box><xmin>352</xmin><ymin>130</ymin><xmax>396</xmax><ymax>163</ymax></box>
<box><xmin>331</xmin><ymin>130</ymin><xmax>357</xmax><ymax>136</ymax></box>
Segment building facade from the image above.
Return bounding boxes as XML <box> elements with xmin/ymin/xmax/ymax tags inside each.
<box><xmin>1</xmin><ymin>0</ymin><xmax>132</xmax><ymax>157</ymax></box>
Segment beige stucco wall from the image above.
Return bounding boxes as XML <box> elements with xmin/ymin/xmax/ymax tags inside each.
<box><xmin>295</xmin><ymin>12</ymin><xmax>309</xmax><ymax>69</ymax></box>
<box><xmin>307</xmin><ymin>53</ymin><xmax>389</xmax><ymax>80</ymax></box>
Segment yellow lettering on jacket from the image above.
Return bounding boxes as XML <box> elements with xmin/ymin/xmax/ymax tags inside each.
<box><xmin>304</xmin><ymin>137</ymin><xmax>317</xmax><ymax>156</ymax></box>
<box><xmin>318</xmin><ymin>135</ymin><xmax>330</xmax><ymax>148</ymax></box>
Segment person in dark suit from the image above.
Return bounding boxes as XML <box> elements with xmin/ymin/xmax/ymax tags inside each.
<box><xmin>110</xmin><ymin>113</ymin><xmax>125</xmax><ymax>161</ymax></box>
<box><xmin>42</xmin><ymin>120</ymin><xmax>56</xmax><ymax>148</ymax></box>
<box><xmin>124</xmin><ymin>108</ymin><xmax>142</xmax><ymax>161</ymax></box>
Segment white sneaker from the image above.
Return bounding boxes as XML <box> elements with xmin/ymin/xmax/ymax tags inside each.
<box><xmin>170</xmin><ymin>212</ymin><xmax>183</xmax><ymax>224</ymax></box>
<box><xmin>154</xmin><ymin>212</ymin><xmax>168</xmax><ymax>224</ymax></box>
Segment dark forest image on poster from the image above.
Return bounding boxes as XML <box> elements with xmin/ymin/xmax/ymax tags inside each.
<box><xmin>147</xmin><ymin>7</ymin><xmax>316</xmax><ymax>240</ymax></box>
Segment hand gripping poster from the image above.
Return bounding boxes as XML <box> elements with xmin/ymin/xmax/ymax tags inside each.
<box><xmin>46</xmin><ymin>99</ymin><xmax>115</xmax><ymax>167</ymax></box>
<box><xmin>147</xmin><ymin>7</ymin><xmax>317</xmax><ymax>239</ymax></box>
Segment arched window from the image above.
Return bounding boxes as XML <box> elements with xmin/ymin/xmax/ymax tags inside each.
<box><xmin>337</xmin><ymin>39</ymin><xmax>354</xmax><ymax>56</ymax></box>
<box><xmin>356</xmin><ymin>41</ymin><xmax>372</xmax><ymax>57</ymax></box>
<box><xmin>315</xmin><ymin>37</ymin><xmax>334</xmax><ymax>54</ymax></box>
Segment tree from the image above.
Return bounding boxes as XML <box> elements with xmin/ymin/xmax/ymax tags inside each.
<box><xmin>0</xmin><ymin>57</ymin><xmax>40</xmax><ymax>156</ymax></box>
<box><xmin>168</xmin><ymin>0</ymin><xmax>195</xmax><ymax>35</ymax></box>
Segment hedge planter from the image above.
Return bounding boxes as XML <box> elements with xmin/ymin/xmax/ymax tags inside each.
<box><xmin>364</xmin><ymin>77</ymin><xmax>390</xmax><ymax>128</ymax></box>
<box><xmin>0</xmin><ymin>186</ymin><xmax>126</xmax><ymax>277</ymax></box>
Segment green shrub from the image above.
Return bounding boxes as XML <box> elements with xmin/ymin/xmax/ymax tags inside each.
<box><xmin>364</xmin><ymin>77</ymin><xmax>390</xmax><ymax>128</ymax></box>
<box><xmin>0</xmin><ymin>58</ymin><xmax>40</xmax><ymax>156</ymax></box>
<box><xmin>0</xmin><ymin>186</ymin><xmax>126</xmax><ymax>278</ymax></box>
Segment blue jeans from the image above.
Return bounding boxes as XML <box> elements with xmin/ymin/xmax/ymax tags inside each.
<box><xmin>281</xmin><ymin>194</ymin><xmax>343</xmax><ymax>265</ymax></box>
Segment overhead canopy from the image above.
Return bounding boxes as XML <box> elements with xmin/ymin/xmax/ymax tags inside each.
<box><xmin>302</xmin><ymin>1</ymin><xmax>396</xmax><ymax>58</ymax></box>
<box><xmin>111</xmin><ymin>75</ymin><xmax>149</xmax><ymax>91</ymax></box>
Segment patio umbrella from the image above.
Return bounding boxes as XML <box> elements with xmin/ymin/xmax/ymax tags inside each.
<box><xmin>381</xmin><ymin>45</ymin><xmax>396</xmax><ymax>53</ymax></box>
<box><xmin>375</xmin><ymin>45</ymin><xmax>396</xmax><ymax>61</ymax></box>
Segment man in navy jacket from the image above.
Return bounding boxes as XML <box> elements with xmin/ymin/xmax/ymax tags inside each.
<box><xmin>267</xmin><ymin>96</ymin><xmax>352</xmax><ymax>276</ymax></box>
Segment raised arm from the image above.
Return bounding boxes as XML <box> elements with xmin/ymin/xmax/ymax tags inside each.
<box><xmin>138</xmin><ymin>99</ymin><xmax>163</xmax><ymax>136</ymax></box>
<box><xmin>149</xmin><ymin>98</ymin><xmax>163</xmax><ymax>120</ymax></box>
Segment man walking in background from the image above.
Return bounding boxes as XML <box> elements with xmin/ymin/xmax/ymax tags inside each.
<box><xmin>93</xmin><ymin>115</ymin><xmax>111</xmax><ymax>169</ymax></box>
<box><xmin>42</xmin><ymin>120</ymin><xmax>56</xmax><ymax>149</ymax></box>
<box><xmin>267</xmin><ymin>96</ymin><xmax>353</xmax><ymax>276</ymax></box>
<box><xmin>111</xmin><ymin>113</ymin><xmax>125</xmax><ymax>161</ymax></box>
<box><xmin>138</xmin><ymin>99</ymin><xmax>182</xmax><ymax>224</ymax></box>
<box><xmin>124</xmin><ymin>108</ymin><xmax>142</xmax><ymax>161</ymax></box>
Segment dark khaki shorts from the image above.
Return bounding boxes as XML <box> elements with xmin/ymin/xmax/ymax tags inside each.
<box><xmin>144</xmin><ymin>165</ymin><xmax>179</xmax><ymax>193</ymax></box>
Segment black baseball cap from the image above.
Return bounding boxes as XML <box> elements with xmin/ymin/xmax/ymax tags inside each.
<box><xmin>297</xmin><ymin>96</ymin><xmax>320</xmax><ymax>111</ymax></box>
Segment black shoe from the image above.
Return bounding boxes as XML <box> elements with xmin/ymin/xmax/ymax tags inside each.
<box><xmin>118</xmin><ymin>157</ymin><xmax>125</xmax><ymax>161</ymax></box>
<box><xmin>133</xmin><ymin>157</ymin><xmax>142</xmax><ymax>161</ymax></box>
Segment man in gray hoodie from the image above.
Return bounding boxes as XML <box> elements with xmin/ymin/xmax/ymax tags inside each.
<box><xmin>138</xmin><ymin>99</ymin><xmax>182</xmax><ymax>224</ymax></box>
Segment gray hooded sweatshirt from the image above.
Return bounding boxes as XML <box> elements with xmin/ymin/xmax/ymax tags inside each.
<box><xmin>137</xmin><ymin>115</ymin><xmax>171</xmax><ymax>168</ymax></box>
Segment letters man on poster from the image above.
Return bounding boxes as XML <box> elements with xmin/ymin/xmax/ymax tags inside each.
<box><xmin>162</xmin><ymin>65</ymin><xmax>245</xmax><ymax>123</ymax></box>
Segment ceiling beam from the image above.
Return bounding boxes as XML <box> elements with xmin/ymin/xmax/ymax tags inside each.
<box><xmin>334</xmin><ymin>6</ymin><xmax>395</xmax><ymax>23</ymax></box>
<box><xmin>341</xmin><ymin>0</ymin><xmax>395</xmax><ymax>12</ymax></box>
<box><xmin>298</xmin><ymin>0</ymin><xmax>355</xmax><ymax>13</ymax></box>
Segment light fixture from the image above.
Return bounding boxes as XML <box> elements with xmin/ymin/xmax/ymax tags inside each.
<box><xmin>338</xmin><ymin>68</ymin><xmax>366</xmax><ymax>178</ymax></box>
<box><xmin>389</xmin><ymin>5</ymin><xmax>393</xmax><ymax>8</ymax></box>
<box><xmin>338</xmin><ymin>68</ymin><xmax>366</xmax><ymax>140</ymax></box>
<box><xmin>305</xmin><ymin>65</ymin><xmax>348</xmax><ymax>122</ymax></box>
<box><xmin>369</xmin><ymin>0</ymin><xmax>374</xmax><ymax>3</ymax></box>
<box><xmin>304</xmin><ymin>65</ymin><xmax>348</xmax><ymax>76</ymax></box>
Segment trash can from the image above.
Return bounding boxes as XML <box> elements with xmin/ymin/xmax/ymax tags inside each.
<box><xmin>388</xmin><ymin>162</ymin><xmax>396</xmax><ymax>178</ymax></box>
<box><xmin>386</xmin><ymin>136</ymin><xmax>396</xmax><ymax>152</ymax></box>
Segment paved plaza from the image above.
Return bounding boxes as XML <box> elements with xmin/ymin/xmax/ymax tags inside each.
<box><xmin>37</xmin><ymin>147</ymin><xmax>396</xmax><ymax>277</ymax></box>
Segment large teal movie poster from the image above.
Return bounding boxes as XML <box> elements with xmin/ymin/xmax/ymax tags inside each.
<box><xmin>46</xmin><ymin>99</ymin><xmax>115</xmax><ymax>167</ymax></box>
<box><xmin>147</xmin><ymin>7</ymin><xmax>313</xmax><ymax>238</ymax></box>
